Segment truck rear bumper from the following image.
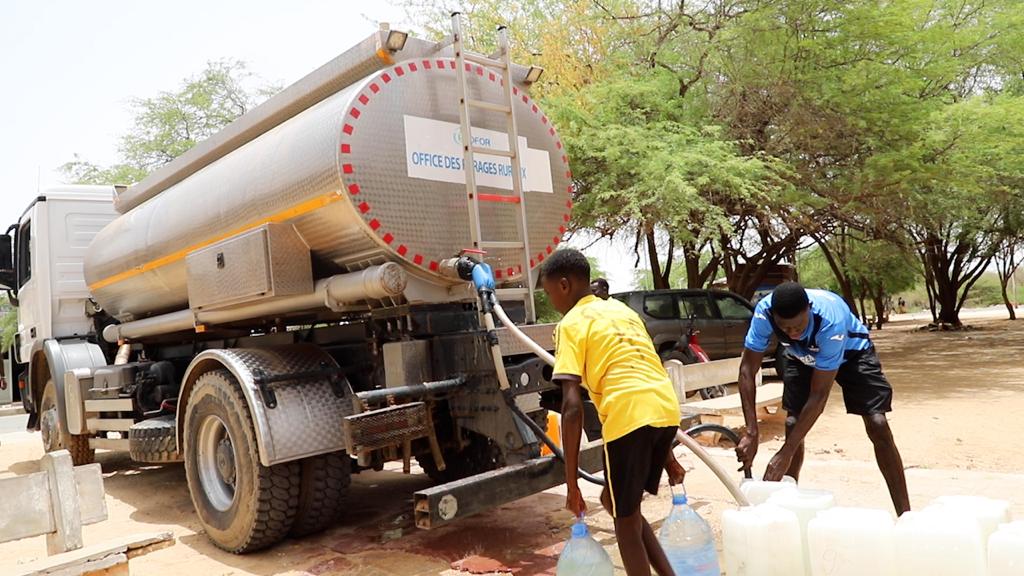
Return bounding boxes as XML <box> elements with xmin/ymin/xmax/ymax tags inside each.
<box><xmin>413</xmin><ymin>440</ymin><xmax>605</xmax><ymax>530</ymax></box>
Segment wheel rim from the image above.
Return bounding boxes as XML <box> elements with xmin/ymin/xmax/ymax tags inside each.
<box><xmin>39</xmin><ymin>395</ymin><xmax>64</xmax><ymax>452</ymax></box>
<box><xmin>197</xmin><ymin>415</ymin><xmax>237</xmax><ymax>512</ymax></box>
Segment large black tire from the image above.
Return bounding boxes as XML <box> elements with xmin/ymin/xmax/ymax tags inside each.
<box><xmin>183</xmin><ymin>370</ymin><xmax>300</xmax><ymax>553</ymax></box>
<box><xmin>416</xmin><ymin>431</ymin><xmax>505</xmax><ymax>484</ymax></box>
<box><xmin>129</xmin><ymin>415</ymin><xmax>183</xmax><ymax>464</ymax></box>
<box><xmin>40</xmin><ymin>379</ymin><xmax>94</xmax><ymax>466</ymax></box>
<box><xmin>290</xmin><ymin>451</ymin><xmax>352</xmax><ymax>537</ymax></box>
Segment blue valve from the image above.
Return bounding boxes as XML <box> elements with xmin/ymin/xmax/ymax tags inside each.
<box><xmin>471</xmin><ymin>262</ymin><xmax>495</xmax><ymax>291</ymax></box>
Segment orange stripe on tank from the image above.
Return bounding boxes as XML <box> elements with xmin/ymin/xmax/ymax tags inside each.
<box><xmin>88</xmin><ymin>191</ymin><xmax>343</xmax><ymax>291</ymax></box>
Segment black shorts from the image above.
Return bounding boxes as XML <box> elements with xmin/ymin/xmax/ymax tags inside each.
<box><xmin>603</xmin><ymin>425</ymin><xmax>676</xmax><ymax>518</ymax></box>
<box><xmin>782</xmin><ymin>345</ymin><xmax>893</xmax><ymax>416</ymax></box>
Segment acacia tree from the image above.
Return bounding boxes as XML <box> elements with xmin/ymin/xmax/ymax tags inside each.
<box><xmin>61</xmin><ymin>60</ymin><xmax>276</xmax><ymax>185</ymax></box>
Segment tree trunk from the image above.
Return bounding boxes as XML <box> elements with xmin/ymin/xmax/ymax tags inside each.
<box><xmin>858</xmin><ymin>294</ymin><xmax>868</xmax><ymax>323</ymax></box>
<box><xmin>814</xmin><ymin>235</ymin><xmax>857</xmax><ymax>313</ymax></box>
<box><xmin>1000</xmin><ymin>275</ymin><xmax>1017</xmax><ymax>320</ymax></box>
<box><xmin>872</xmin><ymin>293</ymin><xmax>886</xmax><ymax>330</ymax></box>
<box><xmin>644</xmin><ymin>224</ymin><xmax>673</xmax><ymax>290</ymax></box>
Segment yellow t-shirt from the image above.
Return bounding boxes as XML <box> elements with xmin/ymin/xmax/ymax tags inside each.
<box><xmin>553</xmin><ymin>295</ymin><xmax>680</xmax><ymax>442</ymax></box>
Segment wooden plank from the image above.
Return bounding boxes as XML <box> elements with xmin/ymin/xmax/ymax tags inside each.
<box><xmin>88</xmin><ymin>438</ymin><xmax>130</xmax><ymax>451</ymax></box>
<box><xmin>84</xmin><ymin>399</ymin><xmax>134</xmax><ymax>412</ymax></box>
<box><xmin>13</xmin><ymin>531</ymin><xmax>173</xmax><ymax>576</ymax></box>
<box><xmin>86</xmin><ymin>418</ymin><xmax>135</xmax><ymax>432</ymax></box>
<box><xmin>73</xmin><ymin>464</ymin><xmax>108</xmax><ymax>526</ymax></box>
<box><xmin>680</xmin><ymin>383</ymin><xmax>784</xmax><ymax>417</ymax></box>
<box><xmin>0</xmin><ymin>471</ymin><xmax>56</xmax><ymax>543</ymax></box>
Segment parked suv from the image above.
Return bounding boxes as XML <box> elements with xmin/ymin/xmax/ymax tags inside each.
<box><xmin>614</xmin><ymin>289</ymin><xmax>764</xmax><ymax>362</ymax></box>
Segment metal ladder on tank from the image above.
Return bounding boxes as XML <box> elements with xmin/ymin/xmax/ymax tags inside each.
<box><xmin>450</xmin><ymin>13</ymin><xmax>537</xmax><ymax>323</ymax></box>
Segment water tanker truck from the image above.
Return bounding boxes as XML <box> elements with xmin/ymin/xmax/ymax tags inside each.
<box><xmin>0</xmin><ymin>19</ymin><xmax>604</xmax><ymax>553</ymax></box>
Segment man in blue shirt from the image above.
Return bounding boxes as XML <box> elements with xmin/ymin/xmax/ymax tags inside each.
<box><xmin>735</xmin><ymin>282</ymin><xmax>910</xmax><ymax>514</ymax></box>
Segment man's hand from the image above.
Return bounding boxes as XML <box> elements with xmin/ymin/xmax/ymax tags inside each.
<box><xmin>736</xmin><ymin>430</ymin><xmax>759</xmax><ymax>471</ymax></box>
<box><xmin>665</xmin><ymin>455</ymin><xmax>686</xmax><ymax>486</ymax></box>
<box><xmin>565</xmin><ymin>482</ymin><xmax>587</xmax><ymax>517</ymax></box>
<box><xmin>763</xmin><ymin>449</ymin><xmax>794</xmax><ymax>482</ymax></box>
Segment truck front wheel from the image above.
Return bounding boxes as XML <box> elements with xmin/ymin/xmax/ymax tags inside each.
<box><xmin>183</xmin><ymin>370</ymin><xmax>300</xmax><ymax>553</ymax></box>
<box><xmin>40</xmin><ymin>380</ymin><xmax>94</xmax><ymax>465</ymax></box>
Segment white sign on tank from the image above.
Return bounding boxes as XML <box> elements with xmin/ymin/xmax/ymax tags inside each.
<box><xmin>403</xmin><ymin>115</ymin><xmax>554</xmax><ymax>193</ymax></box>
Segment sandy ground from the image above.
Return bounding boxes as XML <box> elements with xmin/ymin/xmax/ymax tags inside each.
<box><xmin>2</xmin><ymin>307</ymin><xmax>1023</xmax><ymax>575</ymax></box>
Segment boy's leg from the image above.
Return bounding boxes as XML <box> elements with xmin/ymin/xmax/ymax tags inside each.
<box><xmin>641</xmin><ymin>516</ymin><xmax>674</xmax><ymax>576</ymax></box>
<box><xmin>614</xmin><ymin>510</ymin><xmax>652</xmax><ymax>576</ymax></box>
<box><xmin>604</xmin><ymin>427</ymin><xmax>676</xmax><ymax>576</ymax></box>
<box><xmin>863</xmin><ymin>413</ymin><xmax>910</xmax><ymax>515</ymax></box>
<box><xmin>837</xmin><ymin>347</ymin><xmax>910</xmax><ymax>515</ymax></box>
<box><xmin>600</xmin><ymin>487</ymin><xmax>670</xmax><ymax>575</ymax></box>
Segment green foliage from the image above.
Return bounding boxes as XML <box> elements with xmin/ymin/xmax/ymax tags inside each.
<box><xmin>60</xmin><ymin>60</ymin><xmax>279</xmax><ymax>185</ymax></box>
<box><xmin>1</xmin><ymin>297</ymin><xmax>16</xmax><ymax>351</ymax></box>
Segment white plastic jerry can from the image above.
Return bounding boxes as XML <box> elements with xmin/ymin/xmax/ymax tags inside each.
<box><xmin>766</xmin><ymin>488</ymin><xmax>835</xmax><ymax>576</ymax></box>
<box><xmin>723</xmin><ymin>504</ymin><xmax>803</xmax><ymax>576</ymax></box>
<box><xmin>927</xmin><ymin>495</ymin><xmax>1012</xmax><ymax>542</ymax></box>
<box><xmin>988</xmin><ymin>521</ymin><xmax>1024</xmax><ymax>576</ymax></box>
<box><xmin>894</xmin><ymin>508</ymin><xmax>987</xmax><ymax>575</ymax></box>
<box><xmin>807</xmin><ymin>507</ymin><xmax>896</xmax><ymax>576</ymax></box>
<box><xmin>738</xmin><ymin>476</ymin><xmax>797</xmax><ymax>506</ymax></box>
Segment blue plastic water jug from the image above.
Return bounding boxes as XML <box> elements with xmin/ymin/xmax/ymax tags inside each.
<box><xmin>556</xmin><ymin>519</ymin><xmax>615</xmax><ymax>576</ymax></box>
<box><xmin>658</xmin><ymin>493</ymin><xmax>721</xmax><ymax>576</ymax></box>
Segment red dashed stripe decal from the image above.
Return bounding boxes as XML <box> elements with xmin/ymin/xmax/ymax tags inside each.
<box><xmin>339</xmin><ymin>58</ymin><xmax>570</xmax><ymax>273</ymax></box>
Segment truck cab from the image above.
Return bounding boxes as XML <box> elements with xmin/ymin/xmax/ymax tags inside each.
<box><xmin>0</xmin><ymin>186</ymin><xmax>120</xmax><ymax>415</ymax></box>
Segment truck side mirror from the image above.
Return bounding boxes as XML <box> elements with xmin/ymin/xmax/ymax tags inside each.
<box><xmin>0</xmin><ymin>233</ymin><xmax>14</xmax><ymax>289</ymax></box>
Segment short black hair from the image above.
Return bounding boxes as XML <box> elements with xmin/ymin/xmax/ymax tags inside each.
<box><xmin>772</xmin><ymin>281</ymin><xmax>809</xmax><ymax>319</ymax></box>
<box><xmin>590</xmin><ymin>277</ymin><xmax>609</xmax><ymax>290</ymax></box>
<box><xmin>540</xmin><ymin>248</ymin><xmax>590</xmax><ymax>283</ymax></box>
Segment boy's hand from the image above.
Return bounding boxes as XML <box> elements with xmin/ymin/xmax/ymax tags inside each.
<box><xmin>736</xmin><ymin>430</ymin><xmax>759</xmax><ymax>470</ymax></box>
<box><xmin>565</xmin><ymin>483</ymin><xmax>587</xmax><ymax>517</ymax></box>
<box><xmin>665</xmin><ymin>456</ymin><xmax>686</xmax><ymax>486</ymax></box>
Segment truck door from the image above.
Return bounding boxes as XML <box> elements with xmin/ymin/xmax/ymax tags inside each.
<box><xmin>15</xmin><ymin>218</ymin><xmax>39</xmax><ymax>364</ymax></box>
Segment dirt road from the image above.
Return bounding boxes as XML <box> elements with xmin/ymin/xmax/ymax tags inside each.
<box><xmin>2</xmin><ymin>309</ymin><xmax>1023</xmax><ymax>575</ymax></box>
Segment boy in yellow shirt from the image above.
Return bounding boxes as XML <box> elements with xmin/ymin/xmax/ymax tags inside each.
<box><xmin>540</xmin><ymin>248</ymin><xmax>684</xmax><ymax>576</ymax></box>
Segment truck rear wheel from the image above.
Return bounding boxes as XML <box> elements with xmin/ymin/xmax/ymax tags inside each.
<box><xmin>290</xmin><ymin>451</ymin><xmax>352</xmax><ymax>537</ymax></box>
<box><xmin>40</xmin><ymin>380</ymin><xmax>94</xmax><ymax>466</ymax></box>
<box><xmin>183</xmin><ymin>370</ymin><xmax>300</xmax><ymax>553</ymax></box>
<box><xmin>416</xmin><ymin>431</ymin><xmax>505</xmax><ymax>484</ymax></box>
<box><xmin>129</xmin><ymin>415</ymin><xmax>183</xmax><ymax>464</ymax></box>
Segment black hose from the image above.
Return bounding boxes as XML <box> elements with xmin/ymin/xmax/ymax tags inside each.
<box><xmin>506</xmin><ymin>400</ymin><xmax>606</xmax><ymax>486</ymax></box>
<box><xmin>683</xmin><ymin>423</ymin><xmax>742</xmax><ymax>446</ymax></box>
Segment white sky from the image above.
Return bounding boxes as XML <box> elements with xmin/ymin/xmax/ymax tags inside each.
<box><xmin>0</xmin><ymin>0</ymin><xmax>638</xmax><ymax>289</ymax></box>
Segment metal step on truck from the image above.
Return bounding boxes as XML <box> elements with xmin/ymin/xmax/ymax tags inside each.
<box><xmin>0</xmin><ymin>16</ymin><xmax>606</xmax><ymax>553</ymax></box>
